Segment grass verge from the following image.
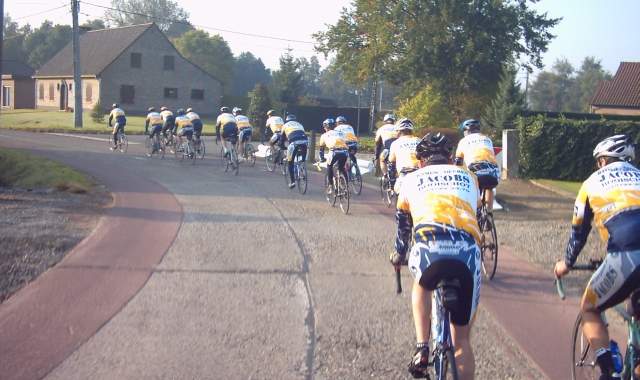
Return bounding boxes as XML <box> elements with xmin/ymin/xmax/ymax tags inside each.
<box><xmin>0</xmin><ymin>148</ymin><xmax>93</xmax><ymax>193</ymax></box>
<box><xmin>534</xmin><ymin>179</ymin><xmax>581</xmax><ymax>196</ymax></box>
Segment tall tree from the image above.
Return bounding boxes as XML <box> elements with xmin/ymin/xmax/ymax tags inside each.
<box><xmin>247</xmin><ymin>83</ymin><xmax>272</xmax><ymax>140</ymax></box>
<box><xmin>272</xmin><ymin>50</ymin><xmax>303</xmax><ymax>105</ymax></box>
<box><xmin>230</xmin><ymin>52</ymin><xmax>271</xmax><ymax>97</ymax></box>
<box><xmin>23</xmin><ymin>21</ymin><xmax>71</xmax><ymax>68</ymax></box>
<box><xmin>2</xmin><ymin>14</ymin><xmax>30</xmax><ymax>63</ymax></box>
<box><xmin>482</xmin><ymin>65</ymin><xmax>525</xmax><ymax>140</ymax></box>
<box><xmin>106</xmin><ymin>0</ymin><xmax>190</xmax><ymax>36</ymax></box>
<box><xmin>574</xmin><ymin>57</ymin><xmax>612</xmax><ymax>112</ymax></box>
<box><xmin>529</xmin><ymin>59</ymin><xmax>576</xmax><ymax>112</ymax></box>
<box><xmin>297</xmin><ymin>56</ymin><xmax>322</xmax><ymax>98</ymax></box>
<box><xmin>173</xmin><ymin>30</ymin><xmax>234</xmax><ymax>94</ymax></box>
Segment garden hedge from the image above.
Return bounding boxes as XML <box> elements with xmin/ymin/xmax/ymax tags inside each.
<box><xmin>516</xmin><ymin>115</ymin><xmax>640</xmax><ymax>181</ymax></box>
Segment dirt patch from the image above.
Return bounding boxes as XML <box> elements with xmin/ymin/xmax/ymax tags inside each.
<box><xmin>0</xmin><ymin>187</ymin><xmax>111</xmax><ymax>303</ymax></box>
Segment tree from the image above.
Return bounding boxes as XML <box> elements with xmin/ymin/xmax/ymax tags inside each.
<box><xmin>173</xmin><ymin>30</ymin><xmax>234</xmax><ymax>93</ymax></box>
<box><xmin>81</xmin><ymin>19</ymin><xmax>106</xmax><ymax>30</ymax></box>
<box><xmin>23</xmin><ymin>21</ymin><xmax>71</xmax><ymax>68</ymax></box>
<box><xmin>574</xmin><ymin>57</ymin><xmax>612</xmax><ymax>112</ymax></box>
<box><xmin>106</xmin><ymin>0</ymin><xmax>190</xmax><ymax>36</ymax></box>
<box><xmin>3</xmin><ymin>14</ymin><xmax>30</xmax><ymax>63</ymax></box>
<box><xmin>272</xmin><ymin>50</ymin><xmax>303</xmax><ymax>105</ymax></box>
<box><xmin>230</xmin><ymin>52</ymin><xmax>271</xmax><ymax>97</ymax></box>
<box><xmin>482</xmin><ymin>65</ymin><xmax>525</xmax><ymax>140</ymax></box>
<box><xmin>247</xmin><ymin>83</ymin><xmax>272</xmax><ymax>140</ymax></box>
<box><xmin>397</xmin><ymin>85</ymin><xmax>455</xmax><ymax>132</ymax></box>
<box><xmin>298</xmin><ymin>56</ymin><xmax>322</xmax><ymax>98</ymax></box>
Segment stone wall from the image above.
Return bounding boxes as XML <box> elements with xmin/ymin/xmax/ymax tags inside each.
<box><xmin>35</xmin><ymin>78</ymin><xmax>99</xmax><ymax>111</ymax></box>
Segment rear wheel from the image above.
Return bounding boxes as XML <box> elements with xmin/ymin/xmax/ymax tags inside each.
<box><xmin>350</xmin><ymin>161</ymin><xmax>363</xmax><ymax>195</ymax></box>
<box><xmin>571</xmin><ymin>314</ymin><xmax>599</xmax><ymax>380</ymax></box>
<box><xmin>188</xmin><ymin>141</ymin><xmax>196</xmax><ymax>165</ymax></box>
<box><xmin>231</xmin><ymin>148</ymin><xmax>239</xmax><ymax>175</ymax></box>
<box><xmin>480</xmin><ymin>209</ymin><xmax>498</xmax><ymax>280</ymax></box>
<box><xmin>325</xmin><ymin>175</ymin><xmax>337</xmax><ymax>206</ymax></box>
<box><xmin>245</xmin><ymin>143</ymin><xmax>256</xmax><ymax>166</ymax></box>
<box><xmin>196</xmin><ymin>138</ymin><xmax>206</xmax><ymax>159</ymax></box>
<box><xmin>119</xmin><ymin>134</ymin><xmax>128</xmax><ymax>153</ymax></box>
<box><xmin>297</xmin><ymin>164</ymin><xmax>307</xmax><ymax>194</ymax></box>
<box><xmin>265</xmin><ymin>147</ymin><xmax>276</xmax><ymax>172</ymax></box>
<box><xmin>337</xmin><ymin>173</ymin><xmax>350</xmax><ymax>214</ymax></box>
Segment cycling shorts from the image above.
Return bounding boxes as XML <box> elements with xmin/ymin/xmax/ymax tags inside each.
<box><xmin>193</xmin><ymin>123</ymin><xmax>203</xmax><ymax>137</ymax></box>
<box><xmin>150</xmin><ymin>125</ymin><xmax>162</xmax><ymax>135</ymax></box>
<box><xmin>239</xmin><ymin>128</ymin><xmax>252</xmax><ymax>143</ymax></box>
<box><xmin>269</xmin><ymin>132</ymin><xmax>282</xmax><ymax>145</ymax></box>
<box><xmin>469</xmin><ymin>162</ymin><xmax>499</xmax><ymax>190</ymax></box>
<box><xmin>287</xmin><ymin>140</ymin><xmax>308</xmax><ymax>162</ymax></box>
<box><xmin>383</xmin><ymin>138</ymin><xmax>397</xmax><ymax>151</ymax></box>
<box><xmin>178</xmin><ymin>127</ymin><xmax>193</xmax><ymax>139</ymax></box>
<box><xmin>347</xmin><ymin>142</ymin><xmax>358</xmax><ymax>155</ymax></box>
<box><xmin>585</xmin><ymin>250</ymin><xmax>640</xmax><ymax>312</ymax></box>
<box><xmin>112</xmin><ymin>123</ymin><xmax>125</xmax><ymax>134</ymax></box>
<box><xmin>222</xmin><ymin>123</ymin><xmax>239</xmax><ymax>140</ymax></box>
<box><xmin>408</xmin><ymin>226</ymin><xmax>481</xmax><ymax>326</ymax></box>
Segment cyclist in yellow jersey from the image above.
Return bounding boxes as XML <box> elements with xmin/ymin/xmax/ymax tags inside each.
<box><xmin>175</xmin><ymin>108</ymin><xmax>194</xmax><ymax>156</ymax></box>
<box><xmin>455</xmin><ymin>119</ymin><xmax>500</xmax><ymax>212</ymax></box>
<box><xmin>108</xmin><ymin>103</ymin><xmax>126</xmax><ymax>150</ymax></box>
<box><xmin>388</xmin><ymin>118</ymin><xmax>421</xmax><ymax>193</ymax></box>
<box><xmin>375</xmin><ymin>113</ymin><xmax>398</xmax><ymax>175</ymax></box>
<box><xmin>319</xmin><ymin>118</ymin><xmax>349</xmax><ymax>193</ymax></box>
<box><xmin>145</xmin><ymin>107</ymin><xmax>163</xmax><ymax>155</ymax></box>
<box><xmin>186</xmin><ymin>107</ymin><xmax>203</xmax><ymax>139</ymax></box>
<box><xmin>335</xmin><ymin>115</ymin><xmax>359</xmax><ymax>170</ymax></box>
<box><xmin>160</xmin><ymin>106</ymin><xmax>175</xmax><ymax>138</ymax></box>
<box><xmin>233</xmin><ymin>107</ymin><xmax>252</xmax><ymax>160</ymax></box>
<box><xmin>555</xmin><ymin>135</ymin><xmax>640</xmax><ymax>380</ymax></box>
<box><xmin>216</xmin><ymin>106</ymin><xmax>239</xmax><ymax>158</ymax></box>
<box><xmin>391</xmin><ymin>133</ymin><xmax>481</xmax><ymax>380</ymax></box>
<box><xmin>266</xmin><ymin>109</ymin><xmax>285</xmax><ymax>147</ymax></box>
<box><xmin>280</xmin><ymin>114</ymin><xmax>308</xmax><ymax>189</ymax></box>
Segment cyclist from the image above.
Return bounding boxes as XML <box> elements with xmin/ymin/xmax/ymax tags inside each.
<box><xmin>160</xmin><ymin>106</ymin><xmax>175</xmax><ymax>139</ymax></box>
<box><xmin>266</xmin><ymin>109</ymin><xmax>284</xmax><ymax>148</ymax></box>
<box><xmin>392</xmin><ymin>132</ymin><xmax>481</xmax><ymax>380</ymax></box>
<box><xmin>455</xmin><ymin>119</ymin><xmax>500</xmax><ymax>212</ymax></box>
<box><xmin>175</xmin><ymin>108</ymin><xmax>194</xmax><ymax>156</ymax></box>
<box><xmin>554</xmin><ymin>135</ymin><xmax>640</xmax><ymax>380</ymax></box>
<box><xmin>186</xmin><ymin>107</ymin><xmax>203</xmax><ymax>140</ymax></box>
<box><xmin>375</xmin><ymin>113</ymin><xmax>398</xmax><ymax>176</ymax></box>
<box><xmin>280</xmin><ymin>114</ymin><xmax>308</xmax><ymax>189</ymax></box>
<box><xmin>233</xmin><ymin>107</ymin><xmax>252</xmax><ymax>161</ymax></box>
<box><xmin>216</xmin><ymin>106</ymin><xmax>239</xmax><ymax>159</ymax></box>
<box><xmin>388</xmin><ymin>118</ymin><xmax>421</xmax><ymax>193</ymax></box>
<box><xmin>145</xmin><ymin>107</ymin><xmax>163</xmax><ymax>155</ymax></box>
<box><xmin>319</xmin><ymin>118</ymin><xmax>349</xmax><ymax>194</ymax></box>
<box><xmin>108</xmin><ymin>103</ymin><xmax>126</xmax><ymax>150</ymax></box>
<box><xmin>335</xmin><ymin>115</ymin><xmax>359</xmax><ymax>171</ymax></box>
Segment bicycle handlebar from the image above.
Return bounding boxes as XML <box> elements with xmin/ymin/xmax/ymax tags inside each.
<box><xmin>555</xmin><ymin>259</ymin><xmax>603</xmax><ymax>300</ymax></box>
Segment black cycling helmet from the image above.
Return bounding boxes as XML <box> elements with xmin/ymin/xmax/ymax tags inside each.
<box><xmin>220</xmin><ymin>106</ymin><xmax>230</xmax><ymax>113</ymax></box>
<box><xmin>176</xmin><ymin>108</ymin><xmax>185</xmax><ymax>116</ymax></box>
<box><xmin>285</xmin><ymin>114</ymin><xmax>296</xmax><ymax>122</ymax></box>
<box><xmin>416</xmin><ymin>133</ymin><xmax>451</xmax><ymax>164</ymax></box>
<box><xmin>459</xmin><ymin>119</ymin><xmax>481</xmax><ymax>133</ymax></box>
<box><xmin>323</xmin><ymin>118</ymin><xmax>336</xmax><ymax>129</ymax></box>
<box><xmin>112</xmin><ymin>103</ymin><xmax>119</xmax><ymax>109</ymax></box>
<box><xmin>147</xmin><ymin>107</ymin><xmax>155</xmax><ymax>112</ymax></box>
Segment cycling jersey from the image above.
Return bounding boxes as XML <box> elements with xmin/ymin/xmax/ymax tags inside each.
<box><xmin>161</xmin><ymin>110</ymin><xmax>174</xmax><ymax>123</ymax></box>
<box><xmin>389</xmin><ymin>135</ymin><xmax>421</xmax><ymax>174</ymax></box>
<box><xmin>235</xmin><ymin>115</ymin><xmax>252</xmax><ymax>130</ymax></box>
<box><xmin>375</xmin><ymin>123</ymin><xmax>398</xmax><ymax>157</ymax></box>
<box><xmin>187</xmin><ymin>112</ymin><xmax>203</xmax><ymax>135</ymax></box>
<box><xmin>266</xmin><ymin>116</ymin><xmax>284</xmax><ymax>134</ymax></box>
<box><xmin>319</xmin><ymin>130</ymin><xmax>348</xmax><ymax>151</ymax></box>
<box><xmin>336</xmin><ymin>124</ymin><xmax>358</xmax><ymax>144</ymax></box>
<box><xmin>109</xmin><ymin>108</ymin><xmax>126</xmax><ymax>127</ymax></box>
<box><xmin>176</xmin><ymin>115</ymin><xmax>193</xmax><ymax>130</ymax></box>
<box><xmin>282</xmin><ymin>121</ymin><xmax>307</xmax><ymax>143</ymax></box>
<box><xmin>216</xmin><ymin>112</ymin><xmax>238</xmax><ymax>140</ymax></box>
<box><xmin>146</xmin><ymin>111</ymin><xmax>162</xmax><ymax>126</ymax></box>
<box><xmin>565</xmin><ymin>161</ymin><xmax>640</xmax><ymax>266</ymax></box>
<box><xmin>455</xmin><ymin>133</ymin><xmax>498</xmax><ymax>166</ymax></box>
<box><xmin>186</xmin><ymin>111</ymin><xmax>200</xmax><ymax>123</ymax></box>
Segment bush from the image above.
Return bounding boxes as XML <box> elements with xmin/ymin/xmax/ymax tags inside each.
<box><xmin>91</xmin><ymin>101</ymin><xmax>105</xmax><ymax>124</ymax></box>
<box><xmin>516</xmin><ymin>115</ymin><xmax>640</xmax><ymax>180</ymax></box>
<box><xmin>396</xmin><ymin>85</ymin><xmax>455</xmax><ymax>135</ymax></box>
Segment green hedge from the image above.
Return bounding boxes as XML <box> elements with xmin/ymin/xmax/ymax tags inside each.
<box><xmin>516</xmin><ymin>115</ymin><xmax>640</xmax><ymax>180</ymax></box>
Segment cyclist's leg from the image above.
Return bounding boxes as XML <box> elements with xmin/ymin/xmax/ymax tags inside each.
<box><xmin>379</xmin><ymin>151</ymin><xmax>389</xmax><ymax>176</ymax></box>
<box><xmin>338</xmin><ymin>153</ymin><xmax>349</xmax><ymax>183</ymax></box>
<box><xmin>112</xmin><ymin>125</ymin><xmax>119</xmax><ymax>147</ymax></box>
<box><xmin>287</xmin><ymin>143</ymin><xmax>298</xmax><ymax>184</ymax></box>
<box><xmin>327</xmin><ymin>153</ymin><xmax>336</xmax><ymax>188</ymax></box>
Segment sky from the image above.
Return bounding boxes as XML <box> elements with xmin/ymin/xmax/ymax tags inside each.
<box><xmin>5</xmin><ymin>0</ymin><xmax>640</xmax><ymax>76</ymax></box>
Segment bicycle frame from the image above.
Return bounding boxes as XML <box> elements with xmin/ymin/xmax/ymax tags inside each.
<box><xmin>431</xmin><ymin>287</ymin><xmax>456</xmax><ymax>379</ymax></box>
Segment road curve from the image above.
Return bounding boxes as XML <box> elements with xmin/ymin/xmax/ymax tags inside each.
<box><xmin>0</xmin><ymin>132</ymin><xmax>182</xmax><ymax>380</ymax></box>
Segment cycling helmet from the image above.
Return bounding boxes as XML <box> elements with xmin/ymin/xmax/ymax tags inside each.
<box><xmin>285</xmin><ymin>114</ymin><xmax>296</xmax><ymax>122</ymax></box>
<box><xmin>147</xmin><ymin>107</ymin><xmax>155</xmax><ymax>112</ymax></box>
<box><xmin>416</xmin><ymin>133</ymin><xmax>451</xmax><ymax>164</ymax></box>
<box><xmin>160</xmin><ymin>106</ymin><xmax>167</xmax><ymax>111</ymax></box>
<box><xmin>383</xmin><ymin>113</ymin><xmax>396</xmax><ymax>123</ymax></box>
<box><xmin>232</xmin><ymin>107</ymin><xmax>242</xmax><ymax>115</ymax></box>
<box><xmin>266</xmin><ymin>109</ymin><xmax>276</xmax><ymax>117</ymax></box>
<box><xmin>323</xmin><ymin>118</ymin><xmax>336</xmax><ymax>129</ymax></box>
<box><xmin>112</xmin><ymin>103</ymin><xmax>119</xmax><ymax>109</ymax></box>
<box><xmin>459</xmin><ymin>119</ymin><xmax>481</xmax><ymax>133</ymax></box>
<box><xmin>394</xmin><ymin>117</ymin><xmax>414</xmax><ymax>132</ymax></box>
<box><xmin>593</xmin><ymin>134</ymin><xmax>636</xmax><ymax>161</ymax></box>
<box><xmin>176</xmin><ymin>108</ymin><xmax>185</xmax><ymax>116</ymax></box>
<box><xmin>186</xmin><ymin>107</ymin><xmax>193</xmax><ymax>113</ymax></box>
<box><xmin>220</xmin><ymin>106</ymin><xmax>230</xmax><ymax>113</ymax></box>
<box><xmin>336</xmin><ymin>116</ymin><xmax>347</xmax><ymax>124</ymax></box>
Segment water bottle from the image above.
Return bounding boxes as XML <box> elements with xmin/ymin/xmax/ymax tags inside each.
<box><xmin>610</xmin><ymin>340</ymin><xmax>623</xmax><ymax>374</ymax></box>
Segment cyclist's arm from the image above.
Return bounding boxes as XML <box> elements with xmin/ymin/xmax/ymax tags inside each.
<box><xmin>565</xmin><ymin>189</ymin><xmax>594</xmax><ymax>267</ymax></box>
<box><xmin>108</xmin><ymin>112</ymin><xmax>114</xmax><ymax>127</ymax></box>
<box><xmin>215</xmin><ymin>120</ymin><xmax>221</xmax><ymax>140</ymax></box>
<box><xmin>375</xmin><ymin>136</ymin><xmax>383</xmax><ymax>158</ymax></box>
<box><xmin>395</xmin><ymin>195</ymin><xmax>413</xmax><ymax>256</ymax></box>
<box><xmin>454</xmin><ymin>145</ymin><xmax>464</xmax><ymax>166</ymax></box>
<box><xmin>318</xmin><ymin>135</ymin><xmax>326</xmax><ymax>161</ymax></box>
<box><xmin>144</xmin><ymin>117</ymin><xmax>150</xmax><ymax>134</ymax></box>
<box><xmin>388</xmin><ymin>149</ymin><xmax>397</xmax><ymax>179</ymax></box>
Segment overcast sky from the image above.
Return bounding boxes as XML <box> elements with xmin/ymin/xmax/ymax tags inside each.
<box><xmin>6</xmin><ymin>0</ymin><xmax>640</xmax><ymax>77</ymax></box>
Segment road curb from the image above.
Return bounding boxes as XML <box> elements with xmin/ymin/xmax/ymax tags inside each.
<box><xmin>529</xmin><ymin>179</ymin><xmax>576</xmax><ymax>199</ymax></box>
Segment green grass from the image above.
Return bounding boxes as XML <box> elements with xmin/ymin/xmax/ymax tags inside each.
<box><xmin>0</xmin><ymin>109</ymin><xmax>216</xmax><ymax>134</ymax></box>
<box><xmin>535</xmin><ymin>179</ymin><xmax>581</xmax><ymax>195</ymax></box>
<box><xmin>0</xmin><ymin>147</ymin><xmax>93</xmax><ymax>193</ymax></box>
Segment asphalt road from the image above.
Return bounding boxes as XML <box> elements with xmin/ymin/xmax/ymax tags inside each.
<box><xmin>0</xmin><ymin>131</ymin><xmax>545</xmax><ymax>379</ymax></box>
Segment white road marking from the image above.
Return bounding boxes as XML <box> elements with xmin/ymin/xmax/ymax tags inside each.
<box><xmin>47</xmin><ymin>133</ymin><xmax>141</xmax><ymax>145</ymax></box>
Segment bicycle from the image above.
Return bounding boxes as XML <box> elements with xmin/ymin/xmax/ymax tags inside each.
<box><xmin>345</xmin><ymin>155</ymin><xmax>363</xmax><ymax>196</ymax></box>
<box><xmin>221</xmin><ymin>141</ymin><xmax>239</xmax><ymax>175</ymax></box>
<box><xmin>265</xmin><ymin>145</ymin><xmax>285</xmax><ymax>173</ymax></box>
<box><xmin>317</xmin><ymin>162</ymin><xmax>350</xmax><ymax>214</ymax></box>
<box><xmin>174</xmin><ymin>136</ymin><xmax>196</xmax><ymax>165</ymax></box>
<box><xmin>193</xmin><ymin>134</ymin><xmax>206</xmax><ymax>160</ymax></box>
<box><xmin>478</xmin><ymin>189</ymin><xmax>498</xmax><ymax>280</ymax></box>
<box><xmin>240</xmin><ymin>140</ymin><xmax>257</xmax><ymax>167</ymax></box>
<box><xmin>145</xmin><ymin>131</ymin><xmax>165</xmax><ymax>158</ymax></box>
<box><xmin>556</xmin><ymin>259</ymin><xmax>640</xmax><ymax>380</ymax></box>
<box><xmin>108</xmin><ymin>130</ymin><xmax>128</xmax><ymax>153</ymax></box>
<box><xmin>163</xmin><ymin>131</ymin><xmax>176</xmax><ymax>154</ymax></box>
<box><xmin>291</xmin><ymin>153</ymin><xmax>308</xmax><ymax>194</ymax></box>
<box><xmin>429</xmin><ymin>279</ymin><xmax>463</xmax><ymax>380</ymax></box>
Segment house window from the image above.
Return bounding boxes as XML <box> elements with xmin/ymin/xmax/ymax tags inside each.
<box><xmin>86</xmin><ymin>84</ymin><xmax>93</xmax><ymax>102</ymax></box>
<box><xmin>191</xmin><ymin>89</ymin><xmax>204</xmax><ymax>100</ymax></box>
<box><xmin>49</xmin><ymin>84</ymin><xmax>55</xmax><ymax>100</ymax></box>
<box><xmin>39</xmin><ymin>84</ymin><xmax>44</xmax><ymax>100</ymax></box>
<box><xmin>163</xmin><ymin>55</ymin><xmax>174</xmax><ymax>70</ymax></box>
<box><xmin>164</xmin><ymin>88</ymin><xmax>178</xmax><ymax>99</ymax></box>
<box><xmin>2</xmin><ymin>86</ymin><xmax>11</xmax><ymax>107</ymax></box>
<box><xmin>131</xmin><ymin>52</ymin><xmax>141</xmax><ymax>68</ymax></box>
<box><xmin>120</xmin><ymin>85</ymin><xmax>135</xmax><ymax>104</ymax></box>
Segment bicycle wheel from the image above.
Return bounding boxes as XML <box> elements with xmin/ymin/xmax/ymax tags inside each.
<box><xmin>119</xmin><ymin>134</ymin><xmax>128</xmax><ymax>153</ymax></box>
<box><xmin>379</xmin><ymin>176</ymin><xmax>385</xmax><ymax>199</ymax></box>
<box><xmin>338</xmin><ymin>173</ymin><xmax>350</xmax><ymax>214</ymax></box>
<box><xmin>158</xmin><ymin>136</ymin><xmax>165</xmax><ymax>159</ymax></box>
<box><xmin>189</xmin><ymin>141</ymin><xmax>196</xmax><ymax>165</ymax></box>
<box><xmin>232</xmin><ymin>148</ymin><xmax>239</xmax><ymax>175</ymax></box>
<box><xmin>436</xmin><ymin>349</ymin><xmax>459</xmax><ymax>380</ymax></box>
<box><xmin>197</xmin><ymin>138</ymin><xmax>206</xmax><ymax>159</ymax></box>
<box><xmin>384</xmin><ymin>183</ymin><xmax>396</xmax><ymax>208</ymax></box>
<box><xmin>324</xmin><ymin>175</ymin><xmax>337</xmax><ymax>206</ymax></box>
<box><xmin>145</xmin><ymin>136</ymin><xmax>153</xmax><ymax>156</ymax></box>
<box><xmin>265</xmin><ymin>147</ymin><xmax>276</xmax><ymax>172</ymax></box>
<box><xmin>480</xmin><ymin>209</ymin><xmax>498</xmax><ymax>280</ymax></box>
<box><xmin>571</xmin><ymin>314</ymin><xmax>599</xmax><ymax>380</ymax></box>
<box><xmin>245</xmin><ymin>143</ymin><xmax>257</xmax><ymax>166</ymax></box>
<box><xmin>350</xmin><ymin>163</ymin><xmax>363</xmax><ymax>195</ymax></box>
<box><xmin>297</xmin><ymin>164</ymin><xmax>307</xmax><ymax>194</ymax></box>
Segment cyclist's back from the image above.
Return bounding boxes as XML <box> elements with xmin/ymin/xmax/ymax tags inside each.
<box><xmin>389</xmin><ymin>134</ymin><xmax>421</xmax><ymax>174</ymax></box>
<box><xmin>186</xmin><ymin>109</ymin><xmax>203</xmax><ymax>137</ymax></box>
<box><xmin>160</xmin><ymin>107</ymin><xmax>175</xmax><ymax>136</ymax></box>
<box><xmin>281</xmin><ymin>115</ymin><xmax>308</xmax><ymax>188</ymax></box>
<box><xmin>109</xmin><ymin>106</ymin><xmax>126</xmax><ymax>127</ymax></box>
<box><xmin>455</xmin><ymin>120</ymin><xmax>500</xmax><ymax>189</ymax></box>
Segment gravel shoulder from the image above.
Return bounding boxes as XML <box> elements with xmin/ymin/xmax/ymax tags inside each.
<box><xmin>0</xmin><ymin>187</ymin><xmax>110</xmax><ymax>302</ymax></box>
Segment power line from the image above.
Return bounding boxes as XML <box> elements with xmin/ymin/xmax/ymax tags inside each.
<box><xmin>12</xmin><ymin>4</ymin><xmax>68</xmax><ymax>21</ymax></box>
<box><xmin>81</xmin><ymin>1</ymin><xmax>316</xmax><ymax>45</ymax></box>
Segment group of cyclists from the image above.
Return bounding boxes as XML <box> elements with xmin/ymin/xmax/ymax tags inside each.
<box><xmin>107</xmin><ymin>101</ymin><xmax>640</xmax><ymax>380</ymax></box>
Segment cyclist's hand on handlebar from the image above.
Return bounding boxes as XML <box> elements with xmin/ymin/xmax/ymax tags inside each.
<box><xmin>554</xmin><ymin>260</ymin><xmax>570</xmax><ymax>278</ymax></box>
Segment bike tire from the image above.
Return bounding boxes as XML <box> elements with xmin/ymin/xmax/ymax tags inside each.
<box><xmin>265</xmin><ymin>147</ymin><xmax>276</xmax><ymax>172</ymax></box>
<box><xmin>159</xmin><ymin>136</ymin><xmax>165</xmax><ymax>159</ymax></box>
<box><xmin>324</xmin><ymin>175</ymin><xmax>336</xmax><ymax>206</ymax></box>
<box><xmin>189</xmin><ymin>141</ymin><xmax>196</xmax><ymax>165</ymax></box>
<box><xmin>379</xmin><ymin>177</ymin><xmax>385</xmax><ymax>199</ymax></box>
<box><xmin>245</xmin><ymin>143</ymin><xmax>256</xmax><ymax>166</ymax></box>
<box><xmin>175</xmin><ymin>141</ymin><xmax>181</xmax><ymax>160</ymax></box>
<box><xmin>441</xmin><ymin>349</ymin><xmax>459</xmax><ymax>380</ymax></box>
<box><xmin>297</xmin><ymin>164</ymin><xmax>307</xmax><ymax>194</ymax></box>
<box><xmin>145</xmin><ymin>136</ymin><xmax>153</xmax><ymax>156</ymax></box>
<box><xmin>571</xmin><ymin>314</ymin><xmax>599</xmax><ymax>380</ymax></box>
<box><xmin>338</xmin><ymin>173</ymin><xmax>350</xmax><ymax>214</ymax></box>
<box><xmin>351</xmin><ymin>164</ymin><xmax>363</xmax><ymax>195</ymax></box>
<box><xmin>481</xmin><ymin>210</ymin><xmax>499</xmax><ymax>280</ymax></box>
<box><xmin>232</xmin><ymin>149</ymin><xmax>239</xmax><ymax>175</ymax></box>
<box><xmin>119</xmin><ymin>135</ymin><xmax>128</xmax><ymax>153</ymax></box>
<box><xmin>197</xmin><ymin>139</ymin><xmax>206</xmax><ymax>160</ymax></box>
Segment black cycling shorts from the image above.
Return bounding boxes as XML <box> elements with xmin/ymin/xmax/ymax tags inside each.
<box><xmin>222</xmin><ymin>123</ymin><xmax>239</xmax><ymax>140</ymax></box>
<box><xmin>469</xmin><ymin>162</ymin><xmax>499</xmax><ymax>190</ymax></box>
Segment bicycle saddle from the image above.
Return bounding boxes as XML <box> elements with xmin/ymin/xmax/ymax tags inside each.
<box><xmin>436</xmin><ymin>279</ymin><xmax>462</xmax><ymax>311</ymax></box>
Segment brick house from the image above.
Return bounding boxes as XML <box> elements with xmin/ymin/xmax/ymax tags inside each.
<box><xmin>590</xmin><ymin>62</ymin><xmax>640</xmax><ymax>116</ymax></box>
<box><xmin>33</xmin><ymin>23</ymin><xmax>222</xmax><ymax>115</ymax></box>
<box><xmin>1</xmin><ymin>60</ymin><xmax>35</xmax><ymax>109</ymax></box>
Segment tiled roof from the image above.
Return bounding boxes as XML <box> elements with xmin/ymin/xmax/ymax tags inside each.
<box><xmin>35</xmin><ymin>23</ymin><xmax>154</xmax><ymax>77</ymax></box>
<box><xmin>1</xmin><ymin>60</ymin><xmax>34</xmax><ymax>77</ymax></box>
<box><xmin>590</xmin><ymin>62</ymin><xmax>640</xmax><ymax>108</ymax></box>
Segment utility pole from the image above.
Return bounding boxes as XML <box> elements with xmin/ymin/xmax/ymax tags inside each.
<box><xmin>1</xmin><ymin>0</ymin><xmax>5</xmax><ymax>114</ymax></box>
<box><xmin>355</xmin><ymin>89</ymin><xmax>361</xmax><ymax>136</ymax></box>
<box><xmin>368</xmin><ymin>80</ymin><xmax>377</xmax><ymax>133</ymax></box>
<box><xmin>71</xmin><ymin>0</ymin><xmax>82</xmax><ymax>127</ymax></box>
<box><xmin>524</xmin><ymin>70</ymin><xmax>530</xmax><ymax>109</ymax></box>
<box><xmin>378</xmin><ymin>80</ymin><xmax>383</xmax><ymax>110</ymax></box>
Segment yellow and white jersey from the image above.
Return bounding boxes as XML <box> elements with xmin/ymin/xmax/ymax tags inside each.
<box><xmin>335</xmin><ymin>124</ymin><xmax>358</xmax><ymax>143</ymax></box>
<box><xmin>160</xmin><ymin>110</ymin><xmax>173</xmax><ymax>121</ymax></box>
<box><xmin>319</xmin><ymin>129</ymin><xmax>348</xmax><ymax>150</ymax></box>
<box><xmin>175</xmin><ymin>115</ymin><xmax>192</xmax><ymax>129</ymax></box>
<box><xmin>110</xmin><ymin>108</ymin><xmax>125</xmax><ymax>118</ymax></box>
<box><xmin>146</xmin><ymin>111</ymin><xmax>162</xmax><ymax>126</ymax></box>
<box><xmin>573</xmin><ymin>161</ymin><xmax>640</xmax><ymax>242</ymax></box>
<box><xmin>235</xmin><ymin>115</ymin><xmax>252</xmax><ymax>130</ymax></box>
<box><xmin>216</xmin><ymin>112</ymin><xmax>236</xmax><ymax>128</ymax></box>
<box><xmin>455</xmin><ymin>133</ymin><xmax>497</xmax><ymax>166</ymax></box>
<box><xmin>397</xmin><ymin>165</ymin><xmax>481</xmax><ymax>243</ymax></box>
<box><xmin>187</xmin><ymin>111</ymin><xmax>200</xmax><ymax>122</ymax></box>
<box><xmin>389</xmin><ymin>135</ymin><xmax>421</xmax><ymax>173</ymax></box>
<box><xmin>375</xmin><ymin>123</ymin><xmax>398</xmax><ymax>145</ymax></box>
<box><xmin>282</xmin><ymin>121</ymin><xmax>305</xmax><ymax>136</ymax></box>
<box><xmin>266</xmin><ymin>116</ymin><xmax>284</xmax><ymax>133</ymax></box>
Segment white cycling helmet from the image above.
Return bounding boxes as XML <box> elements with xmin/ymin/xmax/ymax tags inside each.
<box><xmin>394</xmin><ymin>117</ymin><xmax>414</xmax><ymax>132</ymax></box>
<box><xmin>593</xmin><ymin>134</ymin><xmax>635</xmax><ymax>161</ymax></box>
<box><xmin>383</xmin><ymin>113</ymin><xmax>396</xmax><ymax>123</ymax></box>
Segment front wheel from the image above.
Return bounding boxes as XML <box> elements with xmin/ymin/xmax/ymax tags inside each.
<box><xmin>480</xmin><ymin>211</ymin><xmax>498</xmax><ymax>280</ymax></box>
<box><xmin>571</xmin><ymin>314</ymin><xmax>599</xmax><ymax>380</ymax></box>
